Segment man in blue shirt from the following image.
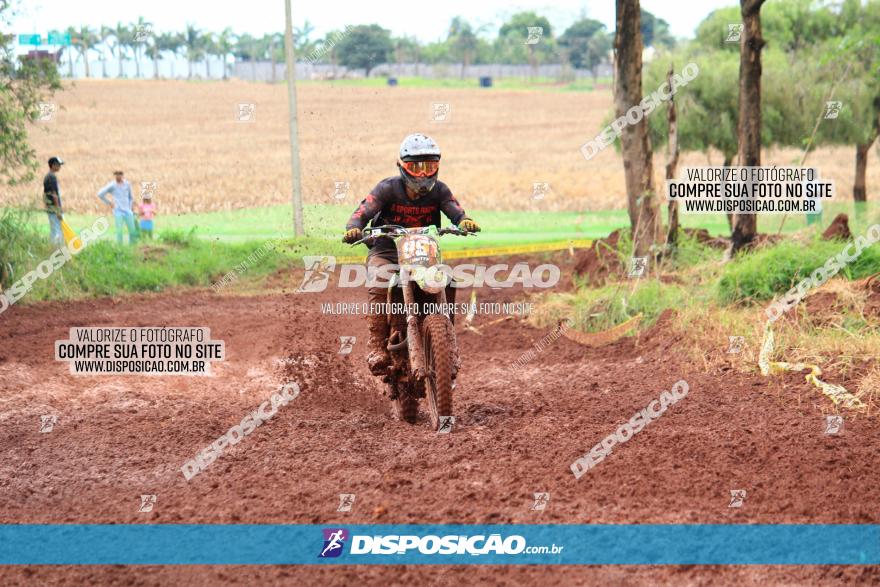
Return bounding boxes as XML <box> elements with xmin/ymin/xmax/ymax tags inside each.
<box><xmin>97</xmin><ymin>170</ymin><xmax>138</xmax><ymax>245</ymax></box>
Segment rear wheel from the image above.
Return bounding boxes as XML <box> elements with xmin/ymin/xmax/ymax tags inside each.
<box><xmin>422</xmin><ymin>313</ymin><xmax>454</xmax><ymax>431</ymax></box>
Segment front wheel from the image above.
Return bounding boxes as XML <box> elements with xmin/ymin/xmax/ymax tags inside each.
<box><xmin>391</xmin><ymin>384</ymin><xmax>419</xmax><ymax>424</ymax></box>
<box><xmin>421</xmin><ymin>313</ymin><xmax>454</xmax><ymax>431</ymax></box>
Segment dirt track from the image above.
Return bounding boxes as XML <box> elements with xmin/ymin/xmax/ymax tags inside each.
<box><xmin>0</xmin><ymin>255</ymin><xmax>878</xmax><ymax>585</ymax></box>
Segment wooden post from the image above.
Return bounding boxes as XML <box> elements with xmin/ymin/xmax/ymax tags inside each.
<box><xmin>284</xmin><ymin>0</ymin><xmax>304</xmax><ymax>236</ymax></box>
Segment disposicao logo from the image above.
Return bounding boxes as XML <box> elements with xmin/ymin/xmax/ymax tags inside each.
<box><xmin>317</xmin><ymin>529</ymin><xmax>539</xmax><ymax>557</ymax></box>
<box><xmin>319</xmin><ymin>528</ymin><xmax>348</xmax><ymax>558</ymax></box>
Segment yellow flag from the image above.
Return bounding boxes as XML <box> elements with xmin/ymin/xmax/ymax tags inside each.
<box><xmin>59</xmin><ymin>219</ymin><xmax>84</xmax><ymax>253</ymax></box>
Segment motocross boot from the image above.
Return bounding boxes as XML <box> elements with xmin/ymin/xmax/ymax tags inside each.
<box><xmin>367</xmin><ymin>312</ymin><xmax>391</xmax><ymax>376</ymax></box>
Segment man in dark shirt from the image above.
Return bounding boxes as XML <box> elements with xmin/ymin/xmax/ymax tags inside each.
<box><xmin>43</xmin><ymin>157</ymin><xmax>64</xmax><ymax>246</ymax></box>
<box><xmin>342</xmin><ymin>134</ymin><xmax>480</xmax><ymax>374</ymax></box>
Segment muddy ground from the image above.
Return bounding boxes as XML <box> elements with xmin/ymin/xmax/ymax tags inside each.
<box><xmin>0</xmin><ymin>255</ymin><xmax>877</xmax><ymax>585</ymax></box>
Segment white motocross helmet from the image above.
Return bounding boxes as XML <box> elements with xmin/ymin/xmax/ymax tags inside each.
<box><xmin>398</xmin><ymin>133</ymin><xmax>441</xmax><ymax>196</ymax></box>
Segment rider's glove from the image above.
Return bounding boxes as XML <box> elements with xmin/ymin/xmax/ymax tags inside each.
<box><xmin>458</xmin><ymin>218</ymin><xmax>481</xmax><ymax>233</ymax></box>
<box><xmin>342</xmin><ymin>227</ymin><xmax>362</xmax><ymax>244</ymax></box>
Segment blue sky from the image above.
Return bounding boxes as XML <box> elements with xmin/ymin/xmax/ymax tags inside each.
<box><xmin>10</xmin><ymin>0</ymin><xmax>736</xmax><ymax>42</ymax></box>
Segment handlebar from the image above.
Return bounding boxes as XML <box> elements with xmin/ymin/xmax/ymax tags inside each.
<box><xmin>350</xmin><ymin>224</ymin><xmax>474</xmax><ymax>246</ymax></box>
<box><xmin>437</xmin><ymin>227</ymin><xmax>470</xmax><ymax>236</ymax></box>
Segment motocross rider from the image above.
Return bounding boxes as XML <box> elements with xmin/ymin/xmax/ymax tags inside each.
<box><xmin>342</xmin><ymin>133</ymin><xmax>481</xmax><ymax>375</ymax></box>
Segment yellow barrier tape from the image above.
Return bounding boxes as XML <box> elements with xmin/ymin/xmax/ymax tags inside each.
<box><xmin>759</xmin><ymin>321</ymin><xmax>865</xmax><ymax>411</ymax></box>
<box><xmin>334</xmin><ymin>239</ymin><xmax>594</xmax><ymax>265</ymax></box>
<box><xmin>336</xmin><ymin>254</ymin><xmax>370</xmax><ymax>264</ymax></box>
<box><xmin>443</xmin><ymin>239</ymin><xmax>594</xmax><ymax>260</ymax></box>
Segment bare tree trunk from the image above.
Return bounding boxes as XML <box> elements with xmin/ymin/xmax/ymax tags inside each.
<box><xmin>614</xmin><ymin>0</ymin><xmax>660</xmax><ymax>258</ymax></box>
<box><xmin>118</xmin><ymin>54</ymin><xmax>124</xmax><ymax>78</ymax></box>
<box><xmin>723</xmin><ymin>155</ymin><xmax>734</xmax><ymax>231</ymax></box>
<box><xmin>730</xmin><ymin>0</ymin><xmax>766</xmax><ymax>255</ymax></box>
<box><xmin>854</xmin><ymin>143</ymin><xmax>871</xmax><ymax>202</ymax></box>
<box><xmin>853</xmin><ymin>109</ymin><xmax>879</xmax><ymax>202</ymax></box>
<box><xmin>665</xmin><ymin>64</ymin><xmax>680</xmax><ymax>247</ymax></box>
<box><xmin>271</xmin><ymin>38</ymin><xmax>277</xmax><ymax>83</ymax></box>
<box><xmin>153</xmin><ymin>47</ymin><xmax>159</xmax><ymax>79</ymax></box>
<box><xmin>528</xmin><ymin>45</ymin><xmax>537</xmax><ymax>80</ymax></box>
<box><xmin>83</xmin><ymin>48</ymin><xmax>91</xmax><ymax>77</ymax></box>
<box><xmin>68</xmin><ymin>49</ymin><xmax>74</xmax><ymax>77</ymax></box>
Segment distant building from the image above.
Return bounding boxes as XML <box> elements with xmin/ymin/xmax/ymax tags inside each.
<box><xmin>22</xmin><ymin>49</ymin><xmax>62</xmax><ymax>64</ymax></box>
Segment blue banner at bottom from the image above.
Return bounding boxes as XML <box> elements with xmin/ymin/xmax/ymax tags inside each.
<box><xmin>0</xmin><ymin>524</ymin><xmax>877</xmax><ymax>565</ymax></box>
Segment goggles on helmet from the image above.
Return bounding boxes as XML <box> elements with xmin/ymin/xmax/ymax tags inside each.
<box><xmin>399</xmin><ymin>159</ymin><xmax>439</xmax><ymax>177</ymax></box>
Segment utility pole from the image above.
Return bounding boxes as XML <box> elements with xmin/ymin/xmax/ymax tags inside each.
<box><xmin>284</xmin><ymin>0</ymin><xmax>304</xmax><ymax>236</ymax></box>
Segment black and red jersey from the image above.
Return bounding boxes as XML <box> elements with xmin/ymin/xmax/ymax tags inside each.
<box><xmin>346</xmin><ymin>176</ymin><xmax>469</xmax><ymax>255</ymax></box>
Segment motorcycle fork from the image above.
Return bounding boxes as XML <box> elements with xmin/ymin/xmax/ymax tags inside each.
<box><xmin>401</xmin><ymin>282</ymin><xmax>428</xmax><ymax>381</ymax></box>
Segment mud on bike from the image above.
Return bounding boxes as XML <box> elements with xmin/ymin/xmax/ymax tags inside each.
<box><xmin>351</xmin><ymin>224</ymin><xmax>472</xmax><ymax>431</ymax></box>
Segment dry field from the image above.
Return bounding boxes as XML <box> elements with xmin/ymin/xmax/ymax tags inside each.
<box><xmin>7</xmin><ymin>79</ymin><xmax>878</xmax><ymax>214</ymax></box>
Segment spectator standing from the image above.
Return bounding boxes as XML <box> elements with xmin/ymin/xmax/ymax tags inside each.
<box><xmin>43</xmin><ymin>156</ymin><xmax>64</xmax><ymax>246</ymax></box>
<box><xmin>137</xmin><ymin>193</ymin><xmax>156</xmax><ymax>239</ymax></box>
<box><xmin>97</xmin><ymin>170</ymin><xmax>138</xmax><ymax>245</ymax></box>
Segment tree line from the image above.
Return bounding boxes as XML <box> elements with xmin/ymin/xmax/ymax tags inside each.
<box><xmin>49</xmin><ymin>10</ymin><xmax>675</xmax><ymax>79</ymax></box>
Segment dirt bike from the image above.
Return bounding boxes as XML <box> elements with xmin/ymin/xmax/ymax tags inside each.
<box><xmin>351</xmin><ymin>225</ymin><xmax>472</xmax><ymax>431</ymax></box>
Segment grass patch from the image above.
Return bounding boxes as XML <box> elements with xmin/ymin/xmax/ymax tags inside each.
<box><xmin>530</xmin><ymin>223</ymin><xmax>880</xmax><ymax>410</ymax></box>
<box><xmin>0</xmin><ymin>210</ymin><xmax>332</xmax><ymax>304</ymax></box>
<box><xmin>0</xmin><ymin>208</ymin><xmax>46</xmax><ymax>288</ymax></box>
<box><xmin>18</xmin><ymin>236</ymin><xmax>293</xmax><ymax>301</ymax></box>
<box><xmin>718</xmin><ymin>237</ymin><xmax>880</xmax><ymax>305</ymax></box>
<box><xmin>533</xmin><ymin>280</ymin><xmax>691</xmax><ymax>334</ymax></box>
<box><xmin>26</xmin><ymin>201</ymin><xmax>880</xmax><ymax>251</ymax></box>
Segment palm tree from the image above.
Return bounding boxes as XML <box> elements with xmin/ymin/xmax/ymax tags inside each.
<box><xmin>262</xmin><ymin>32</ymin><xmax>283</xmax><ymax>83</ymax></box>
<box><xmin>131</xmin><ymin>16</ymin><xmax>152</xmax><ymax>78</ymax></box>
<box><xmin>64</xmin><ymin>26</ymin><xmax>77</xmax><ymax>77</ymax></box>
<box><xmin>214</xmin><ymin>28</ymin><xmax>236</xmax><ymax>80</ymax></box>
<box><xmin>294</xmin><ymin>20</ymin><xmax>315</xmax><ymax>54</ymax></box>
<box><xmin>74</xmin><ymin>25</ymin><xmax>98</xmax><ymax>78</ymax></box>
<box><xmin>171</xmin><ymin>33</ymin><xmax>188</xmax><ymax>78</ymax></box>
<box><xmin>201</xmin><ymin>31</ymin><xmax>216</xmax><ymax>78</ymax></box>
<box><xmin>448</xmin><ymin>17</ymin><xmax>479</xmax><ymax>80</ymax></box>
<box><xmin>152</xmin><ymin>32</ymin><xmax>182</xmax><ymax>79</ymax></box>
<box><xmin>99</xmin><ymin>25</ymin><xmax>115</xmax><ymax>78</ymax></box>
<box><xmin>235</xmin><ymin>33</ymin><xmax>260</xmax><ymax>81</ymax></box>
<box><xmin>150</xmin><ymin>32</ymin><xmax>162</xmax><ymax>78</ymax></box>
<box><xmin>183</xmin><ymin>23</ymin><xmax>203</xmax><ymax>79</ymax></box>
<box><xmin>112</xmin><ymin>22</ymin><xmax>132</xmax><ymax>77</ymax></box>
<box><xmin>150</xmin><ymin>33</ymin><xmax>175</xmax><ymax>79</ymax></box>
<box><xmin>294</xmin><ymin>21</ymin><xmax>316</xmax><ymax>77</ymax></box>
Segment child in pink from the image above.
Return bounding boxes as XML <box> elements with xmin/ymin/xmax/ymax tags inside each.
<box><xmin>138</xmin><ymin>194</ymin><xmax>156</xmax><ymax>239</ymax></box>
